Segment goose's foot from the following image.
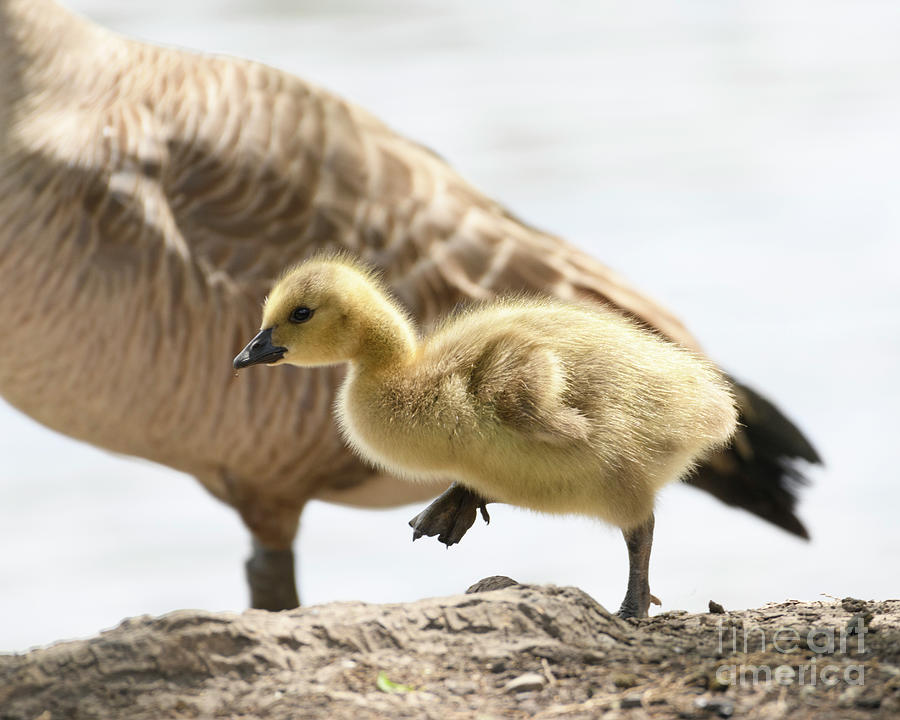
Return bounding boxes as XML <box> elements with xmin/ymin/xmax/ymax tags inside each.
<box><xmin>616</xmin><ymin>513</ymin><xmax>661</xmax><ymax>619</ymax></box>
<box><xmin>245</xmin><ymin>539</ymin><xmax>300</xmax><ymax>611</ymax></box>
<box><xmin>409</xmin><ymin>482</ymin><xmax>491</xmax><ymax>547</ymax></box>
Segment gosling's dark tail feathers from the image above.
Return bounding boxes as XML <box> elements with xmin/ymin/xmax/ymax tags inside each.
<box><xmin>686</xmin><ymin>378</ymin><xmax>822</xmax><ymax>539</ymax></box>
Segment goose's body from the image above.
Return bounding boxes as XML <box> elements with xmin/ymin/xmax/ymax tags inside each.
<box><xmin>1</xmin><ymin>0</ymin><xmax>818</xmax><ymax>609</ymax></box>
<box><xmin>235</xmin><ymin>257</ymin><xmax>739</xmax><ymax>616</ymax></box>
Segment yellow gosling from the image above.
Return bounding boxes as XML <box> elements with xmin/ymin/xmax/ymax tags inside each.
<box><xmin>235</xmin><ymin>256</ymin><xmax>739</xmax><ymax>618</ymax></box>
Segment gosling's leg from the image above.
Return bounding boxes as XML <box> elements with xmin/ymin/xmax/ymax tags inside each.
<box><xmin>409</xmin><ymin>482</ymin><xmax>491</xmax><ymax>547</ymax></box>
<box><xmin>616</xmin><ymin>513</ymin><xmax>660</xmax><ymax>619</ymax></box>
<box><xmin>245</xmin><ymin>539</ymin><xmax>300</xmax><ymax>611</ymax></box>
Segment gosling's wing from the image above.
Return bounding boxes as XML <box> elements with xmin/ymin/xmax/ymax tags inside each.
<box><xmin>465</xmin><ymin>336</ymin><xmax>590</xmax><ymax>444</ymax></box>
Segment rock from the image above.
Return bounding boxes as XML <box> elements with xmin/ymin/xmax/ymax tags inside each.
<box><xmin>0</xmin><ymin>587</ymin><xmax>897</xmax><ymax>720</ymax></box>
<box><xmin>612</xmin><ymin>672</ymin><xmax>640</xmax><ymax>688</ymax></box>
<box><xmin>443</xmin><ymin>679</ymin><xmax>476</xmax><ymax>695</ymax></box>
<box><xmin>708</xmin><ymin>600</ymin><xmax>725</xmax><ymax>614</ymax></box>
<box><xmin>838</xmin><ymin>686</ymin><xmax>862</xmax><ymax>708</ymax></box>
<box><xmin>841</xmin><ymin>597</ymin><xmax>869</xmax><ymax>614</ymax></box>
<box><xmin>694</xmin><ymin>697</ymin><xmax>734</xmax><ymax>718</ymax></box>
<box><xmin>466</xmin><ymin>575</ymin><xmax>520</xmax><ymax>593</ymax></box>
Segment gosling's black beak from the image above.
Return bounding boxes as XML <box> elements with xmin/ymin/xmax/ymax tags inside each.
<box><xmin>233</xmin><ymin>327</ymin><xmax>287</xmax><ymax>370</ymax></box>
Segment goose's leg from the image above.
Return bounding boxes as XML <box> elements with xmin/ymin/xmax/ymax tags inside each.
<box><xmin>245</xmin><ymin>539</ymin><xmax>300</xmax><ymax>610</ymax></box>
<box><xmin>409</xmin><ymin>482</ymin><xmax>491</xmax><ymax>547</ymax></box>
<box><xmin>616</xmin><ymin>513</ymin><xmax>660</xmax><ymax>619</ymax></box>
<box><xmin>225</xmin><ymin>471</ymin><xmax>302</xmax><ymax>611</ymax></box>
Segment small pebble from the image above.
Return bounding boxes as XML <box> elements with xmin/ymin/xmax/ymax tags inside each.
<box><xmin>621</xmin><ymin>692</ymin><xmax>643</xmax><ymax>708</ymax></box>
<box><xmin>466</xmin><ymin>576</ymin><xmax>519</xmax><ymax>593</ymax></box>
<box><xmin>612</xmin><ymin>672</ymin><xmax>640</xmax><ymax>689</ymax></box>
<box><xmin>838</xmin><ymin>687</ymin><xmax>861</xmax><ymax>708</ymax></box>
<box><xmin>503</xmin><ymin>672</ymin><xmax>545</xmax><ymax>694</ymax></box>
<box><xmin>855</xmin><ymin>694</ymin><xmax>882</xmax><ymax>709</ymax></box>
<box><xmin>708</xmin><ymin>600</ymin><xmax>726</xmax><ymax>614</ymax></box>
<box><xmin>841</xmin><ymin>597</ymin><xmax>869</xmax><ymax>614</ymax></box>
<box><xmin>445</xmin><ymin>679</ymin><xmax>476</xmax><ymax>695</ymax></box>
<box><xmin>582</xmin><ymin>651</ymin><xmax>606</xmax><ymax>665</ymax></box>
<box><xmin>694</xmin><ymin>697</ymin><xmax>734</xmax><ymax>718</ymax></box>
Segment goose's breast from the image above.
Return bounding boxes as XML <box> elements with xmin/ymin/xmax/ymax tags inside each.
<box><xmin>0</xmin><ymin>222</ymin><xmax>346</xmax><ymax>489</ymax></box>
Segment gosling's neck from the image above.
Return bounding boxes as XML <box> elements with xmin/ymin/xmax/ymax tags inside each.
<box><xmin>350</xmin><ymin>298</ymin><xmax>419</xmax><ymax>374</ymax></box>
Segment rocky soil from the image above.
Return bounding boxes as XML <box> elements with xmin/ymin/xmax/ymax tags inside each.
<box><xmin>1</xmin><ymin>578</ymin><xmax>897</xmax><ymax>719</ymax></box>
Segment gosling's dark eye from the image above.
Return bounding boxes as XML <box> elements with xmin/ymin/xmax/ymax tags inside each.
<box><xmin>289</xmin><ymin>306</ymin><xmax>314</xmax><ymax>324</ymax></box>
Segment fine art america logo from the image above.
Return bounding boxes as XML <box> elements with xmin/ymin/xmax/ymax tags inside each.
<box><xmin>715</xmin><ymin>615</ymin><xmax>868</xmax><ymax>687</ymax></box>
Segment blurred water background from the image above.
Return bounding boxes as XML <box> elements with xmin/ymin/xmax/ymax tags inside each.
<box><xmin>1</xmin><ymin>0</ymin><xmax>898</xmax><ymax>652</ymax></box>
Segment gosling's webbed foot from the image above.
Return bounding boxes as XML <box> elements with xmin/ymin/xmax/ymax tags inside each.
<box><xmin>409</xmin><ymin>482</ymin><xmax>491</xmax><ymax>547</ymax></box>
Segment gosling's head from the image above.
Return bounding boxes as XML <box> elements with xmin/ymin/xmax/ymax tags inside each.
<box><xmin>233</xmin><ymin>256</ymin><xmax>412</xmax><ymax>370</ymax></box>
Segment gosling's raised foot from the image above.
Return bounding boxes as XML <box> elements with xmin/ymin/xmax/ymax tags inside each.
<box><xmin>409</xmin><ymin>482</ymin><xmax>490</xmax><ymax>547</ymax></box>
<box><xmin>245</xmin><ymin>540</ymin><xmax>300</xmax><ymax>611</ymax></box>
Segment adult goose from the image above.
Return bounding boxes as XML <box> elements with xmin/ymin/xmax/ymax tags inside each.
<box><xmin>0</xmin><ymin>0</ymin><xmax>820</xmax><ymax>610</ymax></box>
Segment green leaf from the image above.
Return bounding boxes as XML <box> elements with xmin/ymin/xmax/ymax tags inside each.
<box><xmin>376</xmin><ymin>670</ymin><xmax>415</xmax><ymax>694</ymax></box>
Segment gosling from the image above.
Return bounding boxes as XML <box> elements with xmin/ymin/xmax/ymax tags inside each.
<box><xmin>234</xmin><ymin>255</ymin><xmax>739</xmax><ymax>618</ymax></box>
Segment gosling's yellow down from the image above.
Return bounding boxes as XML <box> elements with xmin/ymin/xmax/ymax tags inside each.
<box><xmin>235</xmin><ymin>257</ymin><xmax>739</xmax><ymax>617</ymax></box>
<box><xmin>2</xmin><ymin>0</ymin><xmax>819</xmax><ymax>611</ymax></box>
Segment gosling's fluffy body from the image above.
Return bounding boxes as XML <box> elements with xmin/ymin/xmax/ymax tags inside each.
<box><xmin>261</xmin><ymin>258</ymin><xmax>739</xmax><ymax>530</ymax></box>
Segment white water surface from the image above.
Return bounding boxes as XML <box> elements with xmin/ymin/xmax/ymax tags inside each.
<box><xmin>1</xmin><ymin>0</ymin><xmax>898</xmax><ymax>651</ymax></box>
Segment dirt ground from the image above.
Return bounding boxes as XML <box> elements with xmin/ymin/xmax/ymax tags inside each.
<box><xmin>1</xmin><ymin>579</ymin><xmax>897</xmax><ymax>719</ymax></box>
